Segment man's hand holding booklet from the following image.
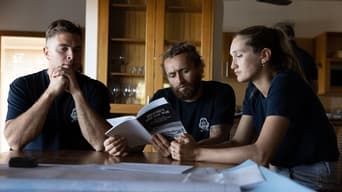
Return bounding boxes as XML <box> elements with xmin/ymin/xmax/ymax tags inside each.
<box><xmin>105</xmin><ymin>97</ymin><xmax>186</xmax><ymax>147</ymax></box>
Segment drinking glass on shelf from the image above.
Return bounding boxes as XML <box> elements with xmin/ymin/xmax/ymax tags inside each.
<box><xmin>122</xmin><ymin>84</ymin><xmax>138</xmax><ymax>104</ymax></box>
<box><xmin>122</xmin><ymin>85</ymin><xmax>131</xmax><ymax>104</ymax></box>
<box><xmin>129</xmin><ymin>66</ymin><xmax>138</xmax><ymax>75</ymax></box>
<box><xmin>137</xmin><ymin>66</ymin><xmax>144</xmax><ymax>75</ymax></box>
<box><xmin>112</xmin><ymin>86</ymin><xmax>121</xmax><ymax>103</ymax></box>
<box><xmin>130</xmin><ymin>86</ymin><xmax>137</xmax><ymax>104</ymax></box>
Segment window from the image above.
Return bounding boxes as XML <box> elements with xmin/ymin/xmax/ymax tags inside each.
<box><xmin>0</xmin><ymin>33</ymin><xmax>45</xmax><ymax>151</ymax></box>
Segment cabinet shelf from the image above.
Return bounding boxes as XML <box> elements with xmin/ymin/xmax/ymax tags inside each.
<box><xmin>110</xmin><ymin>103</ymin><xmax>143</xmax><ymax>114</ymax></box>
<box><xmin>111</xmin><ymin>3</ymin><xmax>146</xmax><ymax>10</ymax></box>
<box><xmin>110</xmin><ymin>72</ymin><xmax>144</xmax><ymax>77</ymax></box>
<box><xmin>111</xmin><ymin>38</ymin><xmax>145</xmax><ymax>44</ymax></box>
<box><xmin>167</xmin><ymin>6</ymin><xmax>201</xmax><ymax>13</ymax></box>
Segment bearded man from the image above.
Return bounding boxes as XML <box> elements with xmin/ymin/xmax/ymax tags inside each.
<box><xmin>104</xmin><ymin>42</ymin><xmax>236</xmax><ymax>157</ymax></box>
<box><xmin>150</xmin><ymin>42</ymin><xmax>236</xmax><ymax>157</ymax></box>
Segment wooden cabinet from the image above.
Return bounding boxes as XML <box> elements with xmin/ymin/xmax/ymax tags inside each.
<box><xmin>97</xmin><ymin>0</ymin><xmax>217</xmax><ymax>114</ymax></box>
<box><xmin>316</xmin><ymin>32</ymin><xmax>342</xmax><ymax>95</ymax></box>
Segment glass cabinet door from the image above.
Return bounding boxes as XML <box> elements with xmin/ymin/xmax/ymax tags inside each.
<box><xmin>164</xmin><ymin>0</ymin><xmax>202</xmax><ymax>86</ymax></box>
<box><xmin>108</xmin><ymin>0</ymin><xmax>147</xmax><ymax>109</ymax></box>
<box><xmin>98</xmin><ymin>0</ymin><xmax>215</xmax><ymax>114</ymax></box>
<box><xmin>153</xmin><ymin>0</ymin><xmax>212</xmax><ymax>91</ymax></box>
<box><xmin>164</xmin><ymin>0</ymin><xmax>202</xmax><ymax>47</ymax></box>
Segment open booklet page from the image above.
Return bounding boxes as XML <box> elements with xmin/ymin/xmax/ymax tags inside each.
<box><xmin>105</xmin><ymin>97</ymin><xmax>186</xmax><ymax>147</ymax></box>
<box><xmin>106</xmin><ymin>116</ymin><xmax>152</xmax><ymax>147</ymax></box>
<box><xmin>136</xmin><ymin>97</ymin><xmax>186</xmax><ymax>141</ymax></box>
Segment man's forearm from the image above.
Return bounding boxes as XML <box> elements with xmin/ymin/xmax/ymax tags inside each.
<box><xmin>72</xmin><ymin>91</ymin><xmax>111</xmax><ymax>151</ymax></box>
<box><xmin>4</xmin><ymin>91</ymin><xmax>55</xmax><ymax>150</ymax></box>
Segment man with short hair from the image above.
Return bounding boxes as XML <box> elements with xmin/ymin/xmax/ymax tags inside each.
<box><xmin>4</xmin><ymin>19</ymin><xmax>111</xmax><ymax>151</ymax></box>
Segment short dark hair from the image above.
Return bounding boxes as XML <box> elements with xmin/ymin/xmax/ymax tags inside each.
<box><xmin>45</xmin><ymin>19</ymin><xmax>82</xmax><ymax>41</ymax></box>
<box><xmin>162</xmin><ymin>41</ymin><xmax>204</xmax><ymax>77</ymax></box>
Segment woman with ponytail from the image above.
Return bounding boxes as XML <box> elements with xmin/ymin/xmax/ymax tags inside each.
<box><xmin>169</xmin><ymin>25</ymin><xmax>339</xmax><ymax>191</ymax></box>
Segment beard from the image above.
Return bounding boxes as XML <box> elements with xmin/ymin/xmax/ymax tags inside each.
<box><xmin>171</xmin><ymin>75</ymin><xmax>202</xmax><ymax>101</ymax></box>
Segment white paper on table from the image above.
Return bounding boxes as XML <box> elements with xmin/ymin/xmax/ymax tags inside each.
<box><xmin>0</xmin><ymin>179</ymin><xmax>241</xmax><ymax>192</ymax></box>
<box><xmin>101</xmin><ymin>162</ymin><xmax>193</xmax><ymax>174</ymax></box>
<box><xmin>0</xmin><ymin>163</ymin><xmax>241</xmax><ymax>192</ymax></box>
<box><xmin>222</xmin><ymin>160</ymin><xmax>314</xmax><ymax>192</ymax></box>
<box><xmin>182</xmin><ymin>167</ymin><xmax>226</xmax><ymax>184</ymax></box>
<box><xmin>222</xmin><ymin>160</ymin><xmax>265</xmax><ymax>189</ymax></box>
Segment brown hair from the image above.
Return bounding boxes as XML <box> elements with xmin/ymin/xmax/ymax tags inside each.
<box><xmin>235</xmin><ymin>25</ymin><xmax>305</xmax><ymax>80</ymax></box>
<box><xmin>161</xmin><ymin>41</ymin><xmax>204</xmax><ymax>78</ymax></box>
<box><xmin>45</xmin><ymin>19</ymin><xmax>82</xmax><ymax>41</ymax></box>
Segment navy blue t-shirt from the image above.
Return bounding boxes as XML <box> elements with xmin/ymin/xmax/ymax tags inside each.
<box><xmin>6</xmin><ymin>70</ymin><xmax>110</xmax><ymax>150</ymax></box>
<box><xmin>243</xmin><ymin>70</ymin><xmax>339</xmax><ymax>167</ymax></box>
<box><xmin>151</xmin><ymin>81</ymin><xmax>236</xmax><ymax>141</ymax></box>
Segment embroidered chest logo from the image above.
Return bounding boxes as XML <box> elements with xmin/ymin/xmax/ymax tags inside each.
<box><xmin>198</xmin><ymin>117</ymin><xmax>209</xmax><ymax>132</ymax></box>
<box><xmin>70</xmin><ymin>108</ymin><xmax>78</xmax><ymax>123</ymax></box>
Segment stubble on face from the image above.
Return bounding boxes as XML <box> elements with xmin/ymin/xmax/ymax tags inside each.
<box><xmin>171</xmin><ymin>72</ymin><xmax>202</xmax><ymax>101</ymax></box>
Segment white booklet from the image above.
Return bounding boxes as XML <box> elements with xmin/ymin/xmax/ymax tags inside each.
<box><xmin>105</xmin><ymin>97</ymin><xmax>186</xmax><ymax>147</ymax></box>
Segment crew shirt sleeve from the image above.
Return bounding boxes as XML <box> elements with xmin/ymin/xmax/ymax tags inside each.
<box><xmin>85</xmin><ymin>81</ymin><xmax>111</xmax><ymax>119</ymax></box>
<box><xmin>6</xmin><ymin>78</ymin><xmax>33</xmax><ymax>121</ymax></box>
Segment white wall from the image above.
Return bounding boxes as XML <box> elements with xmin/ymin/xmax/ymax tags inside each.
<box><xmin>84</xmin><ymin>0</ymin><xmax>98</xmax><ymax>79</ymax></box>
<box><xmin>223</xmin><ymin>0</ymin><xmax>342</xmax><ymax>38</ymax></box>
<box><xmin>0</xmin><ymin>0</ymin><xmax>90</xmax><ymax>76</ymax></box>
<box><xmin>0</xmin><ymin>0</ymin><xmax>85</xmax><ymax>32</ymax></box>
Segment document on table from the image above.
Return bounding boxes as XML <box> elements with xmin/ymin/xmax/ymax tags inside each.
<box><xmin>0</xmin><ymin>160</ymin><xmax>314</xmax><ymax>192</ymax></box>
<box><xmin>221</xmin><ymin>160</ymin><xmax>314</xmax><ymax>192</ymax></box>
<box><xmin>0</xmin><ymin>163</ymin><xmax>241</xmax><ymax>192</ymax></box>
<box><xmin>100</xmin><ymin>162</ymin><xmax>193</xmax><ymax>174</ymax></box>
<box><xmin>222</xmin><ymin>160</ymin><xmax>265</xmax><ymax>189</ymax></box>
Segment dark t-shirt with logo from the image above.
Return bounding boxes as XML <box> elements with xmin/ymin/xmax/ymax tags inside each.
<box><xmin>151</xmin><ymin>81</ymin><xmax>235</xmax><ymax>141</ymax></box>
<box><xmin>243</xmin><ymin>70</ymin><xmax>339</xmax><ymax>167</ymax></box>
<box><xmin>6</xmin><ymin>70</ymin><xmax>110</xmax><ymax>150</ymax></box>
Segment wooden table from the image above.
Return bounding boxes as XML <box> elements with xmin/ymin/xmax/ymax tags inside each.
<box><xmin>0</xmin><ymin>150</ymin><xmax>234</xmax><ymax>170</ymax></box>
<box><xmin>0</xmin><ymin>150</ymin><xmax>238</xmax><ymax>192</ymax></box>
<box><xmin>0</xmin><ymin>150</ymin><xmax>316</xmax><ymax>192</ymax></box>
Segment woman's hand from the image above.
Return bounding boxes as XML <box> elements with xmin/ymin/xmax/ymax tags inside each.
<box><xmin>103</xmin><ymin>135</ymin><xmax>128</xmax><ymax>157</ymax></box>
<box><xmin>169</xmin><ymin>133</ymin><xmax>197</xmax><ymax>161</ymax></box>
